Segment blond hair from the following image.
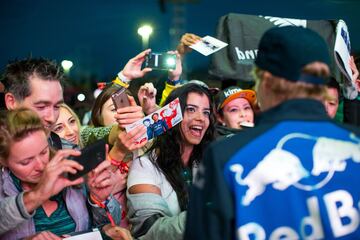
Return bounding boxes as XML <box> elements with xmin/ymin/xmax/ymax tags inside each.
<box><xmin>59</xmin><ymin>103</ymin><xmax>83</xmax><ymax>147</ymax></box>
<box><xmin>0</xmin><ymin>108</ymin><xmax>47</xmax><ymax>164</ymax></box>
<box><xmin>253</xmin><ymin>62</ymin><xmax>329</xmax><ymax>104</ymax></box>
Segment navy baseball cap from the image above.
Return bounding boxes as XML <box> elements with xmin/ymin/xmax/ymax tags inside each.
<box><xmin>255</xmin><ymin>26</ymin><xmax>331</xmax><ymax>84</ymax></box>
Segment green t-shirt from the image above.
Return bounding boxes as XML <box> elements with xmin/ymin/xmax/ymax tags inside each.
<box><xmin>10</xmin><ymin>173</ymin><xmax>76</xmax><ymax>236</ymax></box>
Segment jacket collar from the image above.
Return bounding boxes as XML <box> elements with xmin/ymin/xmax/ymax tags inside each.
<box><xmin>256</xmin><ymin>98</ymin><xmax>330</xmax><ymax>125</ymax></box>
<box><xmin>1</xmin><ymin>167</ymin><xmax>20</xmax><ymax>196</ymax></box>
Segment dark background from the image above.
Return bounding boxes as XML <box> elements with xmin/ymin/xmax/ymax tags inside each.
<box><xmin>1</xmin><ymin>0</ymin><xmax>359</xmax><ymax>117</ymax></box>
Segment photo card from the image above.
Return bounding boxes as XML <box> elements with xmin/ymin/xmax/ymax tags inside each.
<box><xmin>125</xmin><ymin>98</ymin><xmax>183</xmax><ymax>143</ymax></box>
<box><xmin>189</xmin><ymin>35</ymin><xmax>228</xmax><ymax>56</ymax></box>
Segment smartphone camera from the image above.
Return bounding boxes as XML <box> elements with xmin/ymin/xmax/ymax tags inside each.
<box><xmin>67</xmin><ymin>139</ymin><xmax>106</xmax><ymax>181</ymax></box>
<box><xmin>111</xmin><ymin>87</ymin><xmax>130</xmax><ymax>110</ymax></box>
<box><xmin>144</xmin><ymin>52</ymin><xmax>176</xmax><ymax>70</ymax></box>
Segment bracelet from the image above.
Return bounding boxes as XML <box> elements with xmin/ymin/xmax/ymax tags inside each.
<box><xmin>118</xmin><ymin>71</ymin><xmax>131</xmax><ymax>84</ymax></box>
<box><xmin>108</xmin><ymin>155</ymin><xmax>129</xmax><ymax>174</ymax></box>
<box><xmin>167</xmin><ymin>78</ymin><xmax>181</xmax><ymax>86</ymax></box>
<box><xmin>112</xmin><ymin>77</ymin><xmax>129</xmax><ymax>89</ymax></box>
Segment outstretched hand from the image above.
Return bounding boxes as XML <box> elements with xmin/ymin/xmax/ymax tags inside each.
<box><xmin>122</xmin><ymin>49</ymin><xmax>152</xmax><ymax>80</ymax></box>
<box><xmin>177</xmin><ymin>33</ymin><xmax>201</xmax><ymax>56</ymax></box>
<box><xmin>115</xmin><ymin>124</ymin><xmax>147</xmax><ymax>153</ymax></box>
<box><xmin>138</xmin><ymin>82</ymin><xmax>159</xmax><ymax>115</ymax></box>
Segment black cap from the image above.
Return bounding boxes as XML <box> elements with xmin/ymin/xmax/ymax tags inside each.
<box><xmin>255</xmin><ymin>26</ymin><xmax>331</xmax><ymax>84</ymax></box>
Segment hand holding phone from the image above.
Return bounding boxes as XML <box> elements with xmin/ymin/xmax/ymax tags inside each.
<box><xmin>111</xmin><ymin>87</ymin><xmax>130</xmax><ymax>110</ymax></box>
<box><xmin>67</xmin><ymin>139</ymin><xmax>106</xmax><ymax>181</ymax></box>
<box><xmin>144</xmin><ymin>52</ymin><xmax>176</xmax><ymax>70</ymax></box>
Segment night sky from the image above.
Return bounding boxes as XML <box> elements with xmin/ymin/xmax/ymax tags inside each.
<box><xmin>1</xmin><ymin>0</ymin><xmax>359</xmax><ymax>83</ymax></box>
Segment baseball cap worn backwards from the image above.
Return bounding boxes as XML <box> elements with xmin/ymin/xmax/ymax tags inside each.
<box><xmin>255</xmin><ymin>26</ymin><xmax>331</xmax><ymax>85</ymax></box>
<box><xmin>215</xmin><ymin>86</ymin><xmax>256</xmax><ymax>111</ymax></box>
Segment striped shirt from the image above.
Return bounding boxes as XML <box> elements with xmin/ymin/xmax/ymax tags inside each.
<box><xmin>11</xmin><ymin>173</ymin><xmax>76</xmax><ymax>236</ymax></box>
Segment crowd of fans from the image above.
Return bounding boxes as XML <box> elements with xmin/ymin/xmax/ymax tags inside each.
<box><xmin>0</xmin><ymin>26</ymin><xmax>359</xmax><ymax>239</ymax></box>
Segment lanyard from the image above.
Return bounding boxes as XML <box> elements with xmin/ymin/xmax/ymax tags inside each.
<box><xmin>90</xmin><ymin>194</ymin><xmax>116</xmax><ymax>226</ymax></box>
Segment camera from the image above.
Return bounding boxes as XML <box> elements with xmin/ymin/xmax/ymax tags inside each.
<box><xmin>144</xmin><ymin>52</ymin><xmax>176</xmax><ymax>70</ymax></box>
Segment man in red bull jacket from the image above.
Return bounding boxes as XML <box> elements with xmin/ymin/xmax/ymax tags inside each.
<box><xmin>185</xmin><ymin>26</ymin><xmax>360</xmax><ymax>240</ymax></box>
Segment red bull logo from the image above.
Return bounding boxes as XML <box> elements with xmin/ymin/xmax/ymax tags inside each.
<box><xmin>312</xmin><ymin>134</ymin><xmax>360</xmax><ymax>176</ymax></box>
<box><xmin>237</xmin><ymin>190</ymin><xmax>359</xmax><ymax>239</ymax></box>
<box><xmin>231</xmin><ymin>133</ymin><xmax>360</xmax><ymax>206</ymax></box>
<box><xmin>230</xmin><ymin>148</ymin><xmax>309</xmax><ymax>206</ymax></box>
<box><xmin>230</xmin><ymin>132</ymin><xmax>360</xmax><ymax>239</ymax></box>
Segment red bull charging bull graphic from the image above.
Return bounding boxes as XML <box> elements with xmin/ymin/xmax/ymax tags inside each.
<box><xmin>225</xmin><ymin>128</ymin><xmax>360</xmax><ymax>239</ymax></box>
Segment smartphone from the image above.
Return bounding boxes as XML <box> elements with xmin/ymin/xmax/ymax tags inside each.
<box><xmin>144</xmin><ymin>52</ymin><xmax>176</xmax><ymax>70</ymax></box>
<box><xmin>67</xmin><ymin>139</ymin><xmax>106</xmax><ymax>181</ymax></box>
<box><xmin>111</xmin><ymin>87</ymin><xmax>130</xmax><ymax>110</ymax></box>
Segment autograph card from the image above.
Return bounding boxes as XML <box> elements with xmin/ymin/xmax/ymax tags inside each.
<box><xmin>125</xmin><ymin>98</ymin><xmax>182</xmax><ymax>143</ymax></box>
<box><xmin>189</xmin><ymin>35</ymin><xmax>228</xmax><ymax>56</ymax></box>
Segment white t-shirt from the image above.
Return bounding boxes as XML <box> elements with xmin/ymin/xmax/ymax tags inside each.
<box><xmin>127</xmin><ymin>154</ymin><xmax>181</xmax><ymax>216</ymax></box>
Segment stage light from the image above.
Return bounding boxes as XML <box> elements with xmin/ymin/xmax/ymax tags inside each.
<box><xmin>61</xmin><ymin>60</ymin><xmax>73</xmax><ymax>72</ymax></box>
<box><xmin>137</xmin><ymin>25</ymin><xmax>153</xmax><ymax>49</ymax></box>
<box><xmin>77</xmin><ymin>93</ymin><xmax>86</xmax><ymax>102</ymax></box>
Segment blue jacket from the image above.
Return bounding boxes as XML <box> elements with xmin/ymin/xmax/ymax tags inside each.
<box><xmin>151</xmin><ymin>119</ymin><xmax>169</xmax><ymax>138</ymax></box>
<box><xmin>185</xmin><ymin>99</ymin><xmax>360</xmax><ymax>240</ymax></box>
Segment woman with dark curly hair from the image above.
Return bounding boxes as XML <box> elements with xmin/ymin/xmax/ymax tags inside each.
<box><xmin>126</xmin><ymin>83</ymin><xmax>215</xmax><ymax>240</ymax></box>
